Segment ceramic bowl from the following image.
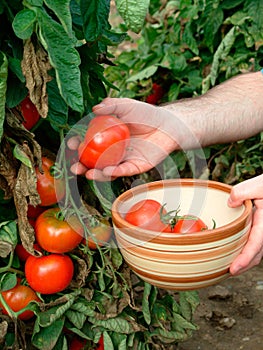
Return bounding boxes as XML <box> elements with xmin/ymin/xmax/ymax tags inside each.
<box><xmin>111</xmin><ymin>179</ymin><xmax>252</xmax><ymax>291</ymax></box>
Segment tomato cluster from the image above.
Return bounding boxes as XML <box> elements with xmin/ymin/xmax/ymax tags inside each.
<box><xmin>78</xmin><ymin>115</ymin><xmax>130</xmax><ymax>170</ymax></box>
<box><xmin>125</xmin><ymin>199</ymin><xmax>208</xmax><ymax>234</ymax></box>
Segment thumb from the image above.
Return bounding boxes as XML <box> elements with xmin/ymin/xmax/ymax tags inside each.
<box><xmin>228</xmin><ymin>174</ymin><xmax>263</xmax><ymax>207</ymax></box>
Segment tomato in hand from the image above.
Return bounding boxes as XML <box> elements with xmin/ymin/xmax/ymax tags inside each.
<box><xmin>20</xmin><ymin>96</ymin><xmax>40</xmax><ymax>130</ymax></box>
<box><xmin>78</xmin><ymin>115</ymin><xmax>130</xmax><ymax>169</ymax></box>
<box><xmin>25</xmin><ymin>254</ymin><xmax>74</xmax><ymax>294</ymax></box>
<box><xmin>0</xmin><ymin>284</ymin><xmax>40</xmax><ymax>320</ymax></box>
<box><xmin>35</xmin><ymin>208</ymin><xmax>83</xmax><ymax>253</ymax></box>
<box><xmin>36</xmin><ymin>157</ymin><xmax>66</xmax><ymax>206</ymax></box>
<box><xmin>125</xmin><ymin>199</ymin><xmax>168</xmax><ymax>231</ymax></box>
<box><xmin>83</xmin><ymin>217</ymin><xmax>112</xmax><ymax>250</ymax></box>
<box><xmin>163</xmin><ymin>214</ymin><xmax>208</xmax><ymax>234</ymax></box>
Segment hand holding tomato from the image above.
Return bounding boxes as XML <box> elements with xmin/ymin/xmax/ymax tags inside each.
<box><xmin>67</xmin><ymin>100</ymin><xmax>179</xmax><ymax>181</ymax></box>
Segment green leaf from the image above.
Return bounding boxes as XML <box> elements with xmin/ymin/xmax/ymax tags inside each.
<box><xmin>0</xmin><ymin>273</ymin><xmax>17</xmax><ymax>292</ymax></box>
<box><xmin>115</xmin><ymin>0</ymin><xmax>150</xmax><ymax>33</ymax></box>
<box><xmin>80</xmin><ymin>0</ymin><xmax>111</xmax><ymax>42</ymax></box>
<box><xmin>38</xmin><ymin>10</ymin><xmax>84</xmax><ymax>112</ymax></box>
<box><xmin>0</xmin><ymin>221</ymin><xmax>18</xmax><ymax>247</ymax></box>
<box><xmin>0</xmin><ymin>52</ymin><xmax>7</xmax><ymax>141</ymax></box>
<box><xmin>46</xmin><ymin>78</ymin><xmax>68</xmax><ymax>132</ymax></box>
<box><xmin>32</xmin><ymin>318</ymin><xmax>65</xmax><ymax>350</ymax></box>
<box><xmin>142</xmin><ymin>282</ymin><xmax>151</xmax><ymax>325</ymax></box>
<box><xmin>127</xmin><ymin>65</ymin><xmax>158</xmax><ymax>82</ymax></box>
<box><xmin>13</xmin><ymin>145</ymin><xmax>33</xmax><ymax>170</ymax></box>
<box><xmin>43</xmin><ymin>0</ymin><xmax>74</xmax><ymax>38</ymax></box>
<box><xmin>12</xmin><ymin>9</ymin><xmax>36</xmax><ymax>39</ymax></box>
<box><xmin>8</xmin><ymin>57</ymin><xmax>25</xmax><ymax>83</ymax></box>
<box><xmin>0</xmin><ymin>221</ymin><xmax>18</xmax><ymax>258</ymax></box>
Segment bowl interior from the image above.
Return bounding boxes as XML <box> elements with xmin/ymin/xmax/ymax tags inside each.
<box><xmin>113</xmin><ymin>179</ymin><xmax>246</xmax><ymax>231</ymax></box>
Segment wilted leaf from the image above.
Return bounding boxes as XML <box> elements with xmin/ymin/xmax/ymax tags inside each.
<box><xmin>21</xmin><ymin>39</ymin><xmax>52</xmax><ymax>118</ymax></box>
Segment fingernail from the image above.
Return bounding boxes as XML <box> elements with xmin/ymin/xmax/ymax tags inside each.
<box><xmin>230</xmin><ymin>264</ymin><xmax>242</xmax><ymax>275</ymax></box>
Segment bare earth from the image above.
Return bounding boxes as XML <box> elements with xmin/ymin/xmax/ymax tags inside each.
<box><xmin>177</xmin><ymin>261</ymin><xmax>263</xmax><ymax>350</ymax></box>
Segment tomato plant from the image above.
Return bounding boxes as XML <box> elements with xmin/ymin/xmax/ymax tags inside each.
<box><xmin>35</xmin><ymin>208</ymin><xmax>83</xmax><ymax>253</ymax></box>
<box><xmin>83</xmin><ymin>218</ymin><xmax>112</xmax><ymax>250</ymax></box>
<box><xmin>78</xmin><ymin>115</ymin><xmax>130</xmax><ymax>169</ymax></box>
<box><xmin>36</xmin><ymin>157</ymin><xmax>66</xmax><ymax>206</ymax></box>
<box><xmin>125</xmin><ymin>199</ymin><xmax>168</xmax><ymax>231</ymax></box>
<box><xmin>163</xmin><ymin>215</ymin><xmax>208</xmax><ymax>234</ymax></box>
<box><xmin>0</xmin><ymin>284</ymin><xmax>40</xmax><ymax>320</ymax></box>
<box><xmin>20</xmin><ymin>96</ymin><xmax>40</xmax><ymax>130</ymax></box>
<box><xmin>25</xmin><ymin>254</ymin><xmax>74</xmax><ymax>294</ymax></box>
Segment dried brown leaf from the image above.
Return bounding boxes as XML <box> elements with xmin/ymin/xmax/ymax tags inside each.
<box><xmin>21</xmin><ymin>38</ymin><xmax>52</xmax><ymax>118</ymax></box>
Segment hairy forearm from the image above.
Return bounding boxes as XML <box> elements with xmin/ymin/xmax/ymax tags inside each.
<box><xmin>163</xmin><ymin>71</ymin><xmax>263</xmax><ymax>149</ymax></box>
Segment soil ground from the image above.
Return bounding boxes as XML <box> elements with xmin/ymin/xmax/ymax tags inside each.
<box><xmin>176</xmin><ymin>261</ymin><xmax>263</xmax><ymax>350</ymax></box>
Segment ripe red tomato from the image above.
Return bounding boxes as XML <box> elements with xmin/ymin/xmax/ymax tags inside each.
<box><xmin>78</xmin><ymin>115</ymin><xmax>130</xmax><ymax>169</ymax></box>
<box><xmin>97</xmin><ymin>335</ymin><xmax>104</xmax><ymax>350</ymax></box>
<box><xmin>125</xmin><ymin>199</ymin><xmax>168</xmax><ymax>231</ymax></box>
<box><xmin>146</xmin><ymin>83</ymin><xmax>164</xmax><ymax>105</ymax></box>
<box><xmin>69</xmin><ymin>337</ymin><xmax>87</xmax><ymax>350</ymax></box>
<box><xmin>35</xmin><ymin>208</ymin><xmax>83</xmax><ymax>253</ymax></box>
<box><xmin>83</xmin><ymin>218</ymin><xmax>112</xmax><ymax>250</ymax></box>
<box><xmin>25</xmin><ymin>254</ymin><xmax>74</xmax><ymax>294</ymax></box>
<box><xmin>15</xmin><ymin>243</ymin><xmax>42</xmax><ymax>262</ymax></box>
<box><xmin>20</xmin><ymin>96</ymin><xmax>40</xmax><ymax>130</ymax></box>
<box><xmin>163</xmin><ymin>215</ymin><xmax>208</xmax><ymax>233</ymax></box>
<box><xmin>27</xmin><ymin>204</ymin><xmax>46</xmax><ymax>218</ymax></box>
<box><xmin>36</xmin><ymin>157</ymin><xmax>66</xmax><ymax>206</ymax></box>
<box><xmin>0</xmin><ymin>284</ymin><xmax>40</xmax><ymax>320</ymax></box>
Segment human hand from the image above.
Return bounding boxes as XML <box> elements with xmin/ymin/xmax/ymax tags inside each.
<box><xmin>228</xmin><ymin>174</ymin><xmax>263</xmax><ymax>275</ymax></box>
<box><xmin>68</xmin><ymin>98</ymin><xmax>181</xmax><ymax>181</ymax></box>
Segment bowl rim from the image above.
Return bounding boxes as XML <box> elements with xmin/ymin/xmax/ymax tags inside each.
<box><xmin>111</xmin><ymin>178</ymin><xmax>253</xmax><ymax>245</ymax></box>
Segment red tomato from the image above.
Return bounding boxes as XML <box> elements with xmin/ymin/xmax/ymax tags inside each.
<box><xmin>20</xmin><ymin>96</ymin><xmax>40</xmax><ymax>130</ymax></box>
<box><xmin>146</xmin><ymin>83</ymin><xmax>165</xmax><ymax>105</ymax></box>
<box><xmin>97</xmin><ymin>335</ymin><xmax>104</xmax><ymax>350</ymax></box>
<box><xmin>69</xmin><ymin>337</ymin><xmax>87</xmax><ymax>350</ymax></box>
<box><xmin>78</xmin><ymin>115</ymin><xmax>130</xmax><ymax>169</ymax></box>
<box><xmin>125</xmin><ymin>199</ymin><xmax>168</xmax><ymax>231</ymax></box>
<box><xmin>83</xmin><ymin>218</ymin><xmax>112</xmax><ymax>250</ymax></box>
<box><xmin>35</xmin><ymin>208</ymin><xmax>83</xmax><ymax>253</ymax></box>
<box><xmin>25</xmin><ymin>254</ymin><xmax>74</xmax><ymax>294</ymax></box>
<box><xmin>27</xmin><ymin>204</ymin><xmax>46</xmax><ymax>218</ymax></box>
<box><xmin>0</xmin><ymin>284</ymin><xmax>40</xmax><ymax>320</ymax></box>
<box><xmin>163</xmin><ymin>215</ymin><xmax>208</xmax><ymax>233</ymax></box>
<box><xmin>36</xmin><ymin>157</ymin><xmax>66</xmax><ymax>206</ymax></box>
<box><xmin>15</xmin><ymin>243</ymin><xmax>42</xmax><ymax>262</ymax></box>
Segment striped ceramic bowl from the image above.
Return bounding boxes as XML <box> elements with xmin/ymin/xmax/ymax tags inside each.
<box><xmin>111</xmin><ymin>179</ymin><xmax>252</xmax><ymax>291</ymax></box>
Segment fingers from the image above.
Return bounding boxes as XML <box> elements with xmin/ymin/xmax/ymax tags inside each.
<box><xmin>228</xmin><ymin>174</ymin><xmax>263</xmax><ymax>207</ymax></box>
<box><xmin>230</xmin><ymin>199</ymin><xmax>263</xmax><ymax>275</ymax></box>
<box><xmin>92</xmin><ymin>98</ymin><xmax>138</xmax><ymax>117</ymax></box>
<box><xmin>67</xmin><ymin>135</ymin><xmax>81</xmax><ymax>151</ymax></box>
